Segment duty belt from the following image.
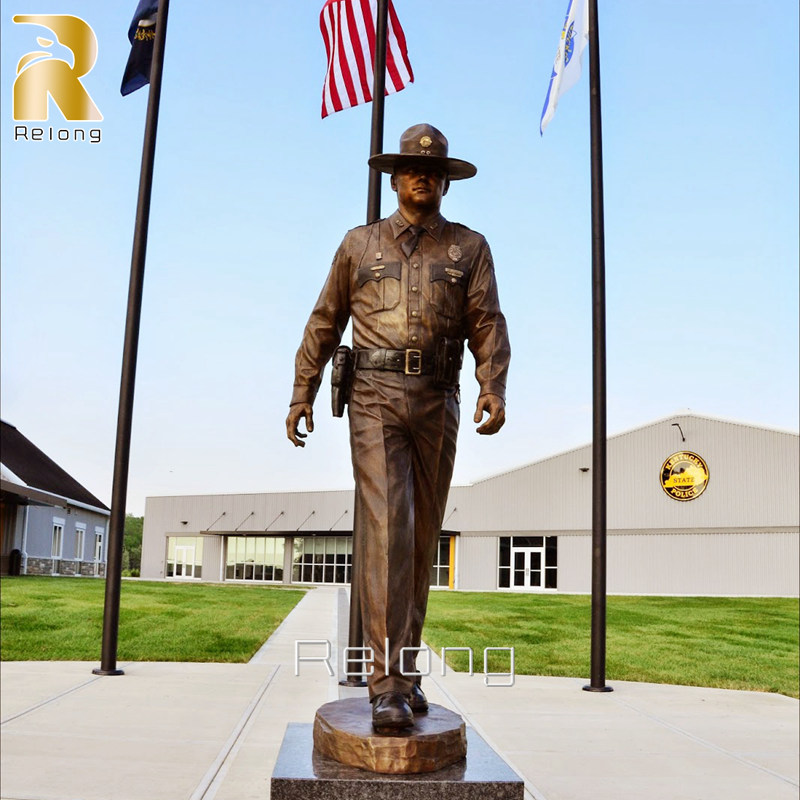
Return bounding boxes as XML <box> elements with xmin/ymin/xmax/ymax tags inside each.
<box><xmin>354</xmin><ymin>348</ymin><xmax>435</xmax><ymax>376</ymax></box>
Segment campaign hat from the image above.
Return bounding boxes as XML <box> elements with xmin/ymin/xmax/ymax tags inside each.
<box><xmin>368</xmin><ymin>123</ymin><xmax>477</xmax><ymax>180</ymax></box>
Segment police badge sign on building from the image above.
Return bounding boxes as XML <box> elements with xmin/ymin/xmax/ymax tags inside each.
<box><xmin>660</xmin><ymin>451</ymin><xmax>710</xmax><ymax>502</ymax></box>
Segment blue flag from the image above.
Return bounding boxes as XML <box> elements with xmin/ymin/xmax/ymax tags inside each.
<box><xmin>121</xmin><ymin>0</ymin><xmax>159</xmax><ymax>96</ymax></box>
<box><xmin>540</xmin><ymin>0</ymin><xmax>589</xmax><ymax>134</ymax></box>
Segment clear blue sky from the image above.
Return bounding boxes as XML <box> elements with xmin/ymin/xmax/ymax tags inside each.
<box><xmin>2</xmin><ymin>0</ymin><xmax>798</xmax><ymax>515</ymax></box>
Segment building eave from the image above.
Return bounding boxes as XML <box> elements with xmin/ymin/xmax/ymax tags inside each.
<box><xmin>0</xmin><ymin>479</ymin><xmax>111</xmax><ymax>517</ymax></box>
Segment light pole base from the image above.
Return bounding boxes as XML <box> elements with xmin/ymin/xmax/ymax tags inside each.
<box><xmin>582</xmin><ymin>683</ymin><xmax>613</xmax><ymax>692</ymax></box>
<box><xmin>92</xmin><ymin>668</ymin><xmax>124</xmax><ymax>676</ymax></box>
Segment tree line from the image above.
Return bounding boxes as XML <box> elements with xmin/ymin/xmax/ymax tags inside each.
<box><xmin>123</xmin><ymin>514</ymin><xmax>143</xmax><ymax>576</ymax></box>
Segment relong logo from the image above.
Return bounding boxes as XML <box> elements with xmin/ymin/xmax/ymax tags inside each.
<box><xmin>13</xmin><ymin>14</ymin><xmax>102</xmax><ymax>121</ymax></box>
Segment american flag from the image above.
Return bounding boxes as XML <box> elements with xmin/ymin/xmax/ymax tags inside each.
<box><xmin>319</xmin><ymin>0</ymin><xmax>413</xmax><ymax>118</ymax></box>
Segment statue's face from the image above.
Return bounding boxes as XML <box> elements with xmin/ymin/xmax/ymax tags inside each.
<box><xmin>391</xmin><ymin>162</ymin><xmax>449</xmax><ymax>213</ymax></box>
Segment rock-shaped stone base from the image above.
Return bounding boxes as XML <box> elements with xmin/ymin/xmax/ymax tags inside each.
<box><xmin>313</xmin><ymin>698</ymin><xmax>467</xmax><ymax>774</ymax></box>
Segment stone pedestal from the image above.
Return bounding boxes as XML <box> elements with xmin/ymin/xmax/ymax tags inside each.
<box><xmin>271</xmin><ymin>723</ymin><xmax>524</xmax><ymax>800</ymax></box>
<box><xmin>313</xmin><ymin>698</ymin><xmax>466</xmax><ymax>774</ymax></box>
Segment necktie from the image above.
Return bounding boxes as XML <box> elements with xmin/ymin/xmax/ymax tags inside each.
<box><xmin>401</xmin><ymin>225</ymin><xmax>425</xmax><ymax>258</ymax></box>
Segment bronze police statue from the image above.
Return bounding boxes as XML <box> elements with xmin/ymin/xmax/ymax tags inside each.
<box><xmin>287</xmin><ymin>124</ymin><xmax>510</xmax><ymax>731</ymax></box>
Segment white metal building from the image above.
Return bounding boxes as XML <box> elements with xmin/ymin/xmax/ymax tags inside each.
<box><xmin>141</xmin><ymin>413</ymin><xmax>799</xmax><ymax>597</ymax></box>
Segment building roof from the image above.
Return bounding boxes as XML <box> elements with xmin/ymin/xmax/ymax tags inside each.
<box><xmin>467</xmin><ymin>411</ymin><xmax>799</xmax><ymax>487</ymax></box>
<box><xmin>0</xmin><ymin>420</ymin><xmax>109</xmax><ymax>512</ymax></box>
<box><xmin>143</xmin><ymin>412</ymin><xmax>798</xmax><ymax>536</ymax></box>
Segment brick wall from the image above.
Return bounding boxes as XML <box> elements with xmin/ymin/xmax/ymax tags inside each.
<box><xmin>25</xmin><ymin>558</ymin><xmax>105</xmax><ymax>577</ymax></box>
<box><xmin>25</xmin><ymin>557</ymin><xmax>54</xmax><ymax>575</ymax></box>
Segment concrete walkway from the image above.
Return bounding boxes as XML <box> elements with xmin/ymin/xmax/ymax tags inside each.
<box><xmin>1</xmin><ymin>586</ymin><xmax>797</xmax><ymax>800</ymax></box>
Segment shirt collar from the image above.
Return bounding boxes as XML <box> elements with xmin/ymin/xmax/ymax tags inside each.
<box><xmin>388</xmin><ymin>209</ymin><xmax>446</xmax><ymax>241</ymax></box>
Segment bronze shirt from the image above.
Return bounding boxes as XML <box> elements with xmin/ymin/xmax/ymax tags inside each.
<box><xmin>291</xmin><ymin>209</ymin><xmax>510</xmax><ymax>406</ymax></box>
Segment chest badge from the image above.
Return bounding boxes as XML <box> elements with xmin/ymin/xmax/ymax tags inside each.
<box><xmin>448</xmin><ymin>244</ymin><xmax>462</xmax><ymax>262</ymax></box>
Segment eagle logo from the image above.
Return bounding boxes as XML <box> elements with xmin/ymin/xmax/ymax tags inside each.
<box><xmin>563</xmin><ymin>22</ymin><xmax>576</xmax><ymax>67</ymax></box>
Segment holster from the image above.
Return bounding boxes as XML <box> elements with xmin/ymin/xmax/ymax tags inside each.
<box><xmin>331</xmin><ymin>345</ymin><xmax>355</xmax><ymax>417</ymax></box>
<box><xmin>434</xmin><ymin>337</ymin><xmax>464</xmax><ymax>389</ymax></box>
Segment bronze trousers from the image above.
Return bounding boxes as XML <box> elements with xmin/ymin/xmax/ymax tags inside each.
<box><xmin>348</xmin><ymin>369</ymin><xmax>459</xmax><ymax>698</ymax></box>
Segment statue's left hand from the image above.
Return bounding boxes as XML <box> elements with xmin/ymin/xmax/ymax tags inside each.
<box><xmin>474</xmin><ymin>394</ymin><xmax>505</xmax><ymax>435</ymax></box>
<box><xmin>286</xmin><ymin>403</ymin><xmax>314</xmax><ymax>447</ymax></box>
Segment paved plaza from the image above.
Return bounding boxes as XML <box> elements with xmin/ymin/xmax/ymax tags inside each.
<box><xmin>1</xmin><ymin>586</ymin><xmax>797</xmax><ymax>800</ymax></box>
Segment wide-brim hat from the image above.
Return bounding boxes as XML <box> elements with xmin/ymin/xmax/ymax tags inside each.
<box><xmin>368</xmin><ymin>123</ymin><xmax>477</xmax><ymax>180</ymax></box>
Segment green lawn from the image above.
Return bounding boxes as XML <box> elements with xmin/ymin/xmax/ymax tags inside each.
<box><xmin>0</xmin><ymin>577</ymin><xmax>306</xmax><ymax>663</ymax></box>
<box><xmin>3</xmin><ymin>579</ymin><xmax>797</xmax><ymax>697</ymax></box>
<box><xmin>424</xmin><ymin>592</ymin><xmax>800</xmax><ymax>698</ymax></box>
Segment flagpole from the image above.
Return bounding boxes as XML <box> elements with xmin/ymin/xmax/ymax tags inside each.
<box><xmin>342</xmin><ymin>0</ymin><xmax>389</xmax><ymax>687</ymax></box>
<box><xmin>93</xmin><ymin>0</ymin><xmax>170</xmax><ymax>676</ymax></box>
<box><xmin>366</xmin><ymin>0</ymin><xmax>389</xmax><ymax>224</ymax></box>
<box><xmin>582</xmin><ymin>0</ymin><xmax>612</xmax><ymax>693</ymax></box>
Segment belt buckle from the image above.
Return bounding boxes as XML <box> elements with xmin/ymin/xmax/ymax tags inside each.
<box><xmin>405</xmin><ymin>349</ymin><xmax>422</xmax><ymax>375</ymax></box>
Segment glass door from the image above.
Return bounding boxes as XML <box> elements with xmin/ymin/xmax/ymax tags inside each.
<box><xmin>511</xmin><ymin>547</ymin><xmax>544</xmax><ymax>589</ymax></box>
<box><xmin>174</xmin><ymin>545</ymin><xmax>196</xmax><ymax>578</ymax></box>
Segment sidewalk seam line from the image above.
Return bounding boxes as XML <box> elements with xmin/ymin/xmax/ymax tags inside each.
<box><xmin>426</xmin><ymin>647</ymin><xmax>547</xmax><ymax>800</ymax></box>
<box><xmin>612</xmin><ymin>694</ymin><xmax>800</xmax><ymax>788</ymax></box>
<box><xmin>188</xmin><ymin>664</ymin><xmax>280</xmax><ymax>800</ymax></box>
<box><xmin>247</xmin><ymin>588</ymin><xmax>311</xmax><ymax>664</ymax></box>
<box><xmin>0</xmin><ymin>664</ymin><xmax>127</xmax><ymax>726</ymax></box>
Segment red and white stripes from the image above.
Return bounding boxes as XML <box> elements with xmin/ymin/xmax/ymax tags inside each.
<box><xmin>320</xmin><ymin>0</ymin><xmax>413</xmax><ymax>118</ymax></box>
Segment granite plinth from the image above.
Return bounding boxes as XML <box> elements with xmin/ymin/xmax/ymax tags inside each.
<box><xmin>271</xmin><ymin>723</ymin><xmax>524</xmax><ymax>800</ymax></box>
<box><xmin>314</xmin><ymin>698</ymin><xmax>466</xmax><ymax>773</ymax></box>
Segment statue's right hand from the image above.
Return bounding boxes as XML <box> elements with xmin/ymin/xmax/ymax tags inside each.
<box><xmin>286</xmin><ymin>403</ymin><xmax>314</xmax><ymax>448</ymax></box>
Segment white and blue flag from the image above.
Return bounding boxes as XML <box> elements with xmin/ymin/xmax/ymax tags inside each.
<box><xmin>540</xmin><ymin>0</ymin><xmax>589</xmax><ymax>134</ymax></box>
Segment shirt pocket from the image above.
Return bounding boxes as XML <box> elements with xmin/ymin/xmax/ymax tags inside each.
<box><xmin>430</xmin><ymin>263</ymin><xmax>468</xmax><ymax>319</ymax></box>
<box><xmin>355</xmin><ymin>262</ymin><xmax>402</xmax><ymax>313</ymax></box>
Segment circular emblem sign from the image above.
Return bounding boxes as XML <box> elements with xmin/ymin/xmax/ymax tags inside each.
<box><xmin>660</xmin><ymin>451</ymin><xmax>709</xmax><ymax>501</ymax></box>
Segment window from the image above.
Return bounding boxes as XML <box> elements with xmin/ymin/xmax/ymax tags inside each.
<box><xmin>430</xmin><ymin>534</ymin><xmax>452</xmax><ymax>588</ymax></box>
<box><xmin>90</xmin><ymin>527</ymin><xmax>105</xmax><ymax>576</ymax></box>
<box><xmin>498</xmin><ymin>535</ymin><xmax>558</xmax><ymax>590</ymax></box>
<box><xmin>225</xmin><ymin>537</ymin><xmax>285</xmax><ymax>582</ymax></box>
<box><xmin>545</xmin><ymin>536</ymin><xmax>558</xmax><ymax>589</ymax></box>
<box><xmin>498</xmin><ymin>537</ymin><xmax>510</xmax><ymax>588</ymax></box>
<box><xmin>333</xmin><ymin>536</ymin><xmax>349</xmax><ymax>584</ymax></box>
<box><xmin>166</xmin><ymin>536</ymin><xmax>203</xmax><ymax>579</ymax></box>
<box><xmin>74</xmin><ymin>524</ymin><xmax>86</xmax><ymax>561</ymax></box>
<box><xmin>93</xmin><ymin>528</ymin><xmax>104</xmax><ymax>561</ymax></box>
<box><xmin>52</xmin><ymin>519</ymin><xmax>65</xmax><ymax>559</ymax></box>
<box><xmin>291</xmin><ymin>536</ymin><xmax>351</xmax><ymax>584</ymax></box>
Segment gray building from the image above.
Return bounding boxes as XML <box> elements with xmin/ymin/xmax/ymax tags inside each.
<box><xmin>1</xmin><ymin>420</ymin><xmax>110</xmax><ymax>577</ymax></box>
<box><xmin>141</xmin><ymin>413</ymin><xmax>799</xmax><ymax>597</ymax></box>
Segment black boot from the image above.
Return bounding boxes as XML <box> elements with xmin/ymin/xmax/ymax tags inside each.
<box><xmin>371</xmin><ymin>691</ymin><xmax>414</xmax><ymax>731</ymax></box>
<box><xmin>407</xmin><ymin>682</ymin><xmax>429</xmax><ymax>713</ymax></box>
